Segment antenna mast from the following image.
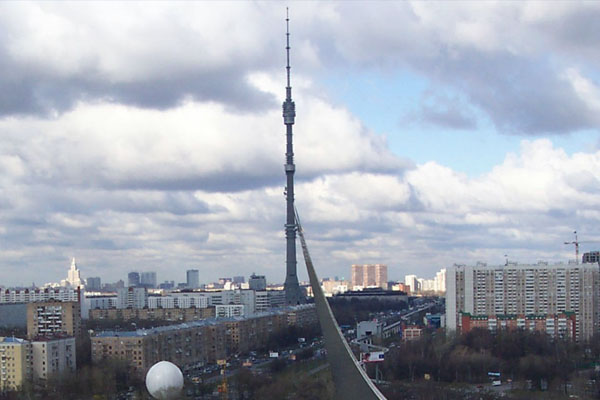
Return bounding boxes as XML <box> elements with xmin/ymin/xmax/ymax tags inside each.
<box><xmin>282</xmin><ymin>9</ymin><xmax>303</xmax><ymax>305</ymax></box>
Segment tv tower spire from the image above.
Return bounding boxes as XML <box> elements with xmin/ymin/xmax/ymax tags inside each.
<box><xmin>283</xmin><ymin>9</ymin><xmax>304</xmax><ymax>305</ymax></box>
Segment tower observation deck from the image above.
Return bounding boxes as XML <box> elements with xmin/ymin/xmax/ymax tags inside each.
<box><xmin>282</xmin><ymin>12</ymin><xmax>305</xmax><ymax>305</ymax></box>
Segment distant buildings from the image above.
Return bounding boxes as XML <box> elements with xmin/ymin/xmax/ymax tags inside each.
<box><xmin>351</xmin><ymin>264</ymin><xmax>388</xmax><ymax>290</ymax></box>
<box><xmin>248</xmin><ymin>274</ymin><xmax>267</xmax><ymax>291</ymax></box>
<box><xmin>583</xmin><ymin>251</ymin><xmax>600</xmax><ymax>264</ymax></box>
<box><xmin>86</xmin><ymin>277</ymin><xmax>101</xmax><ymax>291</ymax></box>
<box><xmin>116</xmin><ymin>287</ymin><xmax>148</xmax><ymax>309</ymax></box>
<box><xmin>140</xmin><ymin>272</ymin><xmax>157</xmax><ymax>288</ymax></box>
<box><xmin>127</xmin><ymin>272</ymin><xmax>140</xmax><ymax>287</ymax></box>
<box><xmin>60</xmin><ymin>258</ymin><xmax>85</xmax><ymax>288</ymax></box>
<box><xmin>404</xmin><ymin>269</ymin><xmax>446</xmax><ymax>295</ymax></box>
<box><xmin>0</xmin><ymin>287</ymin><xmax>87</xmax><ymax>319</ymax></box>
<box><xmin>186</xmin><ymin>269</ymin><xmax>200</xmax><ymax>289</ymax></box>
<box><xmin>446</xmin><ymin>262</ymin><xmax>600</xmax><ymax>340</ymax></box>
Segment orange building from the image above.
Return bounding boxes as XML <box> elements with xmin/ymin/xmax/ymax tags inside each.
<box><xmin>460</xmin><ymin>312</ymin><xmax>576</xmax><ymax>339</ymax></box>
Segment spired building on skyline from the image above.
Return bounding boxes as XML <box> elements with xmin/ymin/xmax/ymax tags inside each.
<box><xmin>282</xmin><ymin>15</ymin><xmax>305</xmax><ymax>305</ymax></box>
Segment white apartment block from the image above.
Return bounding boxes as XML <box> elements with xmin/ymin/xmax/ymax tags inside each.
<box><xmin>215</xmin><ymin>304</ymin><xmax>245</xmax><ymax>318</ymax></box>
<box><xmin>116</xmin><ymin>287</ymin><xmax>147</xmax><ymax>309</ymax></box>
<box><xmin>404</xmin><ymin>274</ymin><xmax>419</xmax><ymax>294</ymax></box>
<box><xmin>31</xmin><ymin>337</ymin><xmax>76</xmax><ymax>381</ymax></box>
<box><xmin>446</xmin><ymin>262</ymin><xmax>600</xmax><ymax>340</ymax></box>
<box><xmin>0</xmin><ymin>288</ymin><xmax>82</xmax><ymax>304</ymax></box>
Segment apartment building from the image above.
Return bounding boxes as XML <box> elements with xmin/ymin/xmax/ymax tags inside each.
<box><xmin>446</xmin><ymin>262</ymin><xmax>600</xmax><ymax>340</ymax></box>
<box><xmin>92</xmin><ymin>305</ymin><xmax>316</xmax><ymax>377</ymax></box>
<box><xmin>31</xmin><ymin>338</ymin><xmax>76</xmax><ymax>382</ymax></box>
<box><xmin>0</xmin><ymin>288</ymin><xmax>82</xmax><ymax>304</ymax></box>
<box><xmin>351</xmin><ymin>264</ymin><xmax>388</xmax><ymax>290</ymax></box>
<box><xmin>0</xmin><ymin>336</ymin><xmax>75</xmax><ymax>389</ymax></box>
<box><xmin>92</xmin><ymin>321</ymin><xmax>227</xmax><ymax>377</ymax></box>
<box><xmin>216</xmin><ymin>304</ymin><xmax>245</xmax><ymax>318</ymax></box>
<box><xmin>0</xmin><ymin>337</ymin><xmax>31</xmax><ymax>391</ymax></box>
<box><xmin>89</xmin><ymin>306</ymin><xmax>215</xmax><ymax>322</ymax></box>
<box><xmin>460</xmin><ymin>312</ymin><xmax>577</xmax><ymax>339</ymax></box>
<box><xmin>27</xmin><ymin>301</ymin><xmax>82</xmax><ymax>339</ymax></box>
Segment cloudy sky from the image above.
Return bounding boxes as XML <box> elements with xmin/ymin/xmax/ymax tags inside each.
<box><xmin>1</xmin><ymin>2</ymin><xmax>600</xmax><ymax>287</ymax></box>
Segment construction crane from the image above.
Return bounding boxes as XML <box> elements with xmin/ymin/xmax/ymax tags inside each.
<box><xmin>564</xmin><ymin>231</ymin><xmax>580</xmax><ymax>264</ymax></box>
<box><xmin>564</xmin><ymin>231</ymin><xmax>600</xmax><ymax>264</ymax></box>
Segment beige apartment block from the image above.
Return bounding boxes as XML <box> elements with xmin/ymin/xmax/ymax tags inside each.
<box><xmin>446</xmin><ymin>262</ymin><xmax>600</xmax><ymax>340</ymax></box>
<box><xmin>92</xmin><ymin>305</ymin><xmax>317</xmax><ymax>377</ymax></box>
<box><xmin>351</xmin><ymin>264</ymin><xmax>388</xmax><ymax>290</ymax></box>
<box><xmin>27</xmin><ymin>301</ymin><xmax>82</xmax><ymax>339</ymax></box>
<box><xmin>0</xmin><ymin>337</ymin><xmax>32</xmax><ymax>391</ymax></box>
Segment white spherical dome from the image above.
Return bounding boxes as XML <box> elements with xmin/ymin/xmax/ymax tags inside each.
<box><xmin>145</xmin><ymin>361</ymin><xmax>184</xmax><ymax>400</ymax></box>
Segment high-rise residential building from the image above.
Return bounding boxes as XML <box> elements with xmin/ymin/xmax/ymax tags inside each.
<box><xmin>87</xmin><ymin>277</ymin><xmax>101</xmax><ymax>291</ymax></box>
<box><xmin>351</xmin><ymin>264</ymin><xmax>388</xmax><ymax>290</ymax></box>
<box><xmin>434</xmin><ymin>269</ymin><xmax>447</xmax><ymax>293</ymax></box>
<box><xmin>186</xmin><ymin>269</ymin><xmax>200</xmax><ymax>289</ymax></box>
<box><xmin>404</xmin><ymin>274</ymin><xmax>419</xmax><ymax>294</ymax></box>
<box><xmin>248</xmin><ymin>274</ymin><xmax>267</xmax><ymax>291</ymax></box>
<box><xmin>446</xmin><ymin>262</ymin><xmax>600</xmax><ymax>340</ymax></box>
<box><xmin>116</xmin><ymin>287</ymin><xmax>148</xmax><ymax>309</ymax></box>
<box><xmin>27</xmin><ymin>301</ymin><xmax>82</xmax><ymax>339</ymax></box>
<box><xmin>140</xmin><ymin>272</ymin><xmax>157</xmax><ymax>288</ymax></box>
<box><xmin>127</xmin><ymin>272</ymin><xmax>140</xmax><ymax>287</ymax></box>
<box><xmin>583</xmin><ymin>251</ymin><xmax>600</xmax><ymax>264</ymax></box>
<box><xmin>233</xmin><ymin>276</ymin><xmax>245</xmax><ymax>284</ymax></box>
<box><xmin>0</xmin><ymin>337</ymin><xmax>31</xmax><ymax>391</ymax></box>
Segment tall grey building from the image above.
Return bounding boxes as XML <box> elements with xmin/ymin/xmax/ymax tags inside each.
<box><xmin>446</xmin><ymin>262</ymin><xmax>600</xmax><ymax>340</ymax></box>
<box><xmin>127</xmin><ymin>272</ymin><xmax>140</xmax><ymax>287</ymax></box>
<box><xmin>186</xmin><ymin>269</ymin><xmax>200</xmax><ymax>289</ymax></box>
<box><xmin>87</xmin><ymin>277</ymin><xmax>101</xmax><ymax>291</ymax></box>
<box><xmin>140</xmin><ymin>272</ymin><xmax>157</xmax><ymax>288</ymax></box>
<box><xmin>249</xmin><ymin>274</ymin><xmax>267</xmax><ymax>291</ymax></box>
<box><xmin>583</xmin><ymin>251</ymin><xmax>600</xmax><ymax>264</ymax></box>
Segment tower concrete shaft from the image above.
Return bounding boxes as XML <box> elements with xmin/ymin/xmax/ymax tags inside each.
<box><xmin>282</xmin><ymin>13</ymin><xmax>304</xmax><ymax>305</ymax></box>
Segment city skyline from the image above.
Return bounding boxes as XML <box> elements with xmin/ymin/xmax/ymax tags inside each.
<box><xmin>1</xmin><ymin>3</ymin><xmax>600</xmax><ymax>286</ymax></box>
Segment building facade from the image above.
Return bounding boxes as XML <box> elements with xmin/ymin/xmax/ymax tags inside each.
<box><xmin>186</xmin><ymin>269</ymin><xmax>200</xmax><ymax>289</ymax></box>
<box><xmin>31</xmin><ymin>338</ymin><xmax>76</xmax><ymax>382</ymax></box>
<box><xmin>0</xmin><ymin>337</ymin><xmax>31</xmax><ymax>391</ymax></box>
<box><xmin>27</xmin><ymin>301</ymin><xmax>82</xmax><ymax>339</ymax></box>
<box><xmin>351</xmin><ymin>264</ymin><xmax>388</xmax><ymax>290</ymax></box>
<box><xmin>140</xmin><ymin>272</ymin><xmax>157</xmax><ymax>289</ymax></box>
<box><xmin>127</xmin><ymin>272</ymin><xmax>140</xmax><ymax>287</ymax></box>
<box><xmin>91</xmin><ymin>305</ymin><xmax>316</xmax><ymax>377</ymax></box>
<box><xmin>460</xmin><ymin>312</ymin><xmax>577</xmax><ymax>339</ymax></box>
<box><xmin>446</xmin><ymin>262</ymin><xmax>600</xmax><ymax>340</ymax></box>
<box><xmin>0</xmin><ymin>337</ymin><xmax>75</xmax><ymax>390</ymax></box>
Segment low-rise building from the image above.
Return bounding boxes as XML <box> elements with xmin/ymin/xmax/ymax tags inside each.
<box><xmin>460</xmin><ymin>312</ymin><xmax>577</xmax><ymax>339</ymax></box>
<box><xmin>402</xmin><ymin>326</ymin><xmax>423</xmax><ymax>342</ymax></box>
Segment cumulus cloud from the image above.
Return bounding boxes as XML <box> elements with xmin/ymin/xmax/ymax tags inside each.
<box><xmin>1</xmin><ymin>2</ymin><xmax>600</xmax><ymax>286</ymax></box>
